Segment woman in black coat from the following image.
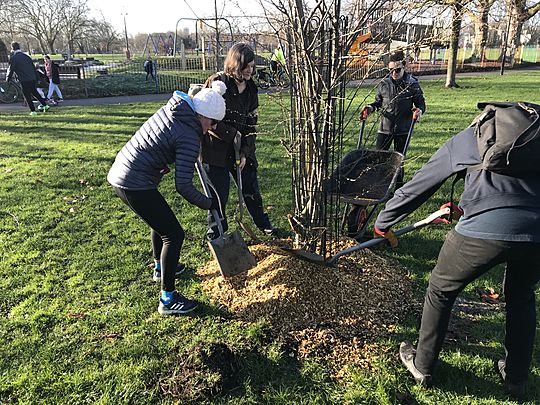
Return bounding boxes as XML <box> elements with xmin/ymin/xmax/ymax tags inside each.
<box><xmin>201</xmin><ymin>43</ymin><xmax>281</xmax><ymax>239</ymax></box>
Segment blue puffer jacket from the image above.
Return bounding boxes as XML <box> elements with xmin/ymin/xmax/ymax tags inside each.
<box><xmin>107</xmin><ymin>91</ymin><xmax>211</xmax><ymax>209</ymax></box>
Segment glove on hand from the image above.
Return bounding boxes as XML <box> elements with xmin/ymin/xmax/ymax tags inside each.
<box><xmin>413</xmin><ymin>108</ymin><xmax>422</xmax><ymax>121</ymax></box>
<box><xmin>441</xmin><ymin>202</ymin><xmax>463</xmax><ymax>221</ymax></box>
<box><xmin>360</xmin><ymin>106</ymin><xmax>371</xmax><ymax>120</ymax></box>
<box><xmin>374</xmin><ymin>226</ymin><xmax>398</xmax><ymax>248</ymax></box>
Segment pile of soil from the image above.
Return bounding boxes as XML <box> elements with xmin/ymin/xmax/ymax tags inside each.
<box><xmin>197</xmin><ymin>241</ymin><xmax>417</xmax><ymax>376</ymax></box>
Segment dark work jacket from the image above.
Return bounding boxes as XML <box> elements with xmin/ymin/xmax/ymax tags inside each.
<box><xmin>375</xmin><ymin>126</ymin><xmax>540</xmax><ymax>231</ymax></box>
<box><xmin>6</xmin><ymin>50</ymin><xmax>38</xmax><ymax>82</ymax></box>
<box><xmin>107</xmin><ymin>91</ymin><xmax>212</xmax><ymax>210</ymax></box>
<box><xmin>48</xmin><ymin>62</ymin><xmax>60</xmax><ymax>84</ymax></box>
<box><xmin>369</xmin><ymin>72</ymin><xmax>426</xmax><ymax>135</ymax></box>
<box><xmin>201</xmin><ymin>72</ymin><xmax>259</xmax><ymax>168</ymax></box>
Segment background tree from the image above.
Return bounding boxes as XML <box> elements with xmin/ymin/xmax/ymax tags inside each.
<box><xmin>506</xmin><ymin>0</ymin><xmax>540</xmax><ymax>59</ymax></box>
<box><xmin>14</xmin><ymin>0</ymin><xmax>67</xmax><ymax>53</ymax></box>
<box><xmin>61</xmin><ymin>0</ymin><xmax>90</xmax><ymax>58</ymax></box>
<box><xmin>466</xmin><ymin>0</ymin><xmax>497</xmax><ymax>59</ymax></box>
<box><xmin>445</xmin><ymin>0</ymin><xmax>468</xmax><ymax>87</ymax></box>
<box><xmin>83</xmin><ymin>17</ymin><xmax>121</xmax><ymax>53</ymax></box>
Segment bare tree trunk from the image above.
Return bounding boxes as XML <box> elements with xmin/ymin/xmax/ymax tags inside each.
<box><xmin>471</xmin><ymin>1</ymin><xmax>493</xmax><ymax>60</ymax></box>
<box><xmin>507</xmin><ymin>0</ymin><xmax>540</xmax><ymax>61</ymax></box>
<box><xmin>445</xmin><ymin>2</ymin><xmax>463</xmax><ymax>88</ymax></box>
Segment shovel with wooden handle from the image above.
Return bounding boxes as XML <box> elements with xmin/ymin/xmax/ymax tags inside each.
<box><xmin>196</xmin><ymin>159</ymin><xmax>257</xmax><ymax>277</ymax></box>
<box><xmin>232</xmin><ymin>133</ymin><xmax>260</xmax><ymax>242</ymax></box>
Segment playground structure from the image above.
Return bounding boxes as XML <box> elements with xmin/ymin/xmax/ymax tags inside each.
<box><xmin>172</xmin><ymin>18</ymin><xmax>235</xmax><ymax>71</ymax></box>
<box><xmin>141</xmin><ymin>33</ymin><xmax>175</xmax><ymax>57</ymax></box>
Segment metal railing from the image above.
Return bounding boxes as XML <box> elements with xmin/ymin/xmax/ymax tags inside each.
<box><xmin>0</xmin><ymin>45</ymin><xmax>538</xmax><ymax>100</ymax></box>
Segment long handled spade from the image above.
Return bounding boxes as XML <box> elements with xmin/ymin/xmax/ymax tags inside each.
<box><xmin>282</xmin><ymin>207</ymin><xmax>450</xmax><ymax>266</ymax></box>
<box><xmin>231</xmin><ymin>135</ymin><xmax>260</xmax><ymax>242</ymax></box>
<box><xmin>196</xmin><ymin>159</ymin><xmax>257</xmax><ymax>277</ymax></box>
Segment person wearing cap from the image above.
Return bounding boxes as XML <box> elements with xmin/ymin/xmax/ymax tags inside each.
<box><xmin>201</xmin><ymin>42</ymin><xmax>283</xmax><ymax>239</ymax></box>
<box><xmin>107</xmin><ymin>81</ymin><xmax>226</xmax><ymax>315</ymax></box>
<box><xmin>361</xmin><ymin>49</ymin><xmax>426</xmax><ymax>187</ymax></box>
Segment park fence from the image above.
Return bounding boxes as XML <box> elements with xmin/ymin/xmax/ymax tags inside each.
<box><xmin>0</xmin><ymin>45</ymin><xmax>538</xmax><ymax>101</ymax></box>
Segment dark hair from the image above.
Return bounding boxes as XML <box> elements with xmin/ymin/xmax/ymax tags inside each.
<box><xmin>224</xmin><ymin>43</ymin><xmax>255</xmax><ymax>81</ymax></box>
<box><xmin>389</xmin><ymin>50</ymin><xmax>405</xmax><ymax>64</ymax></box>
<box><xmin>44</xmin><ymin>55</ymin><xmax>51</xmax><ymax>60</ymax></box>
<box><xmin>11</xmin><ymin>42</ymin><xmax>20</xmax><ymax>51</ymax></box>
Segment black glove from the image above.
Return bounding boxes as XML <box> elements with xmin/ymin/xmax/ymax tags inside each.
<box><xmin>209</xmin><ymin>196</ymin><xmax>220</xmax><ymax>212</ymax></box>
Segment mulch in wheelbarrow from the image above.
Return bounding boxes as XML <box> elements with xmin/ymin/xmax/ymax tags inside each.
<box><xmin>197</xmin><ymin>241</ymin><xmax>418</xmax><ymax>377</ymax></box>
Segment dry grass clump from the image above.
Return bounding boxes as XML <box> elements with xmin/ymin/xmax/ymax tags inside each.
<box><xmin>197</xmin><ymin>242</ymin><xmax>416</xmax><ymax>376</ymax></box>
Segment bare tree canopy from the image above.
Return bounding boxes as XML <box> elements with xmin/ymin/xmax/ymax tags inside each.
<box><xmin>82</xmin><ymin>17</ymin><xmax>121</xmax><ymax>54</ymax></box>
<box><xmin>61</xmin><ymin>0</ymin><xmax>90</xmax><ymax>58</ymax></box>
<box><xmin>6</xmin><ymin>0</ymin><xmax>89</xmax><ymax>54</ymax></box>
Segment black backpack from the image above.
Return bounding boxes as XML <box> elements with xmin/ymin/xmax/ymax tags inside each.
<box><xmin>469</xmin><ymin>101</ymin><xmax>540</xmax><ymax>176</ymax></box>
<box><xmin>448</xmin><ymin>102</ymin><xmax>540</xmax><ymax>220</ymax></box>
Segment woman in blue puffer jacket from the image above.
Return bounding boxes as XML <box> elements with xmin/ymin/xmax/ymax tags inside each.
<box><xmin>107</xmin><ymin>81</ymin><xmax>226</xmax><ymax>315</ymax></box>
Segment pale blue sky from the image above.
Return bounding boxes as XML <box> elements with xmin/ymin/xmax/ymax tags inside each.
<box><xmin>87</xmin><ymin>0</ymin><xmax>264</xmax><ymax>36</ymax></box>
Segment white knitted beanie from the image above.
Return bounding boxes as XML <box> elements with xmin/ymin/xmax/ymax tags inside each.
<box><xmin>192</xmin><ymin>80</ymin><xmax>227</xmax><ymax>121</ymax></box>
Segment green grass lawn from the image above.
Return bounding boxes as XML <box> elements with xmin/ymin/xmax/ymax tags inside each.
<box><xmin>1</xmin><ymin>70</ymin><xmax>539</xmax><ymax>404</ymax></box>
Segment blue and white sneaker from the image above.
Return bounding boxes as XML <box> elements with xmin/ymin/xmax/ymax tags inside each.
<box><xmin>158</xmin><ymin>291</ymin><xmax>199</xmax><ymax>315</ymax></box>
<box><xmin>152</xmin><ymin>263</ymin><xmax>186</xmax><ymax>282</ymax></box>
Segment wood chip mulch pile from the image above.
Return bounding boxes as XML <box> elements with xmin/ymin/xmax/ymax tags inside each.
<box><xmin>197</xmin><ymin>241</ymin><xmax>417</xmax><ymax>377</ymax></box>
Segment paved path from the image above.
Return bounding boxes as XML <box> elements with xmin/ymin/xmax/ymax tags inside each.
<box><xmin>0</xmin><ymin>93</ymin><xmax>170</xmax><ymax>112</ymax></box>
<box><xmin>1</xmin><ymin>67</ymin><xmax>538</xmax><ymax>112</ymax></box>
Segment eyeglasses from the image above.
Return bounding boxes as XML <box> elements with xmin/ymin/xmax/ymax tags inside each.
<box><xmin>211</xmin><ymin>119</ymin><xmax>219</xmax><ymax>126</ymax></box>
<box><xmin>390</xmin><ymin>67</ymin><xmax>403</xmax><ymax>73</ymax></box>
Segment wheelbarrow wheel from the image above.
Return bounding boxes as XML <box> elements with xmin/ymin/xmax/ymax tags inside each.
<box><xmin>346</xmin><ymin>205</ymin><xmax>368</xmax><ymax>238</ymax></box>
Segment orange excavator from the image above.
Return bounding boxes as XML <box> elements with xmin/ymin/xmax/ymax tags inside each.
<box><xmin>346</xmin><ymin>31</ymin><xmax>372</xmax><ymax>68</ymax></box>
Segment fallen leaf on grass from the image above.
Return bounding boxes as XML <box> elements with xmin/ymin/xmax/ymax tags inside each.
<box><xmin>479</xmin><ymin>287</ymin><xmax>500</xmax><ymax>304</ymax></box>
<box><xmin>66</xmin><ymin>313</ymin><xmax>86</xmax><ymax>318</ymax></box>
<box><xmin>5</xmin><ymin>168</ymin><xmax>13</xmax><ymax>173</ymax></box>
<box><xmin>100</xmin><ymin>333</ymin><xmax>123</xmax><ymax>342</ymax></box>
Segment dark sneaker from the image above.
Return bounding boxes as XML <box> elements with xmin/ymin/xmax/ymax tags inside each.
<box><xmin>158</xmin><ymin>291</ymin><xmax>198</xmax><ymax>315</ymax></box>
<box><xmin>152</xmin><ymin>263</ymin><xmax>186</xmax><ymax>282</ymax></box>
<box><xmin>497</xmin><ymin>360</ymin><xmax>527</xmax><ymax>400</ymax></box>
<box><xmin>399</xmin><ymin>341</ymin><xmax>432</xmax><ymax>387</ymax></box>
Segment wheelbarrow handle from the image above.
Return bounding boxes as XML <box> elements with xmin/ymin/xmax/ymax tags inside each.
<box><xmin>328</xmin><ymin>207</ymin><xmax>451</xmax><ymax>264</ymax></box>
<box><xmin>402</xmin><ymin>114</ymin><xmax>418</xmax><ymax>159</ymax></box>
<box><xmin>195</xmin><ymin>159</ymin><xmax>225</xmax><ymax>237</ymax></box>
<box><xmin>357</xmin><ymin>119</ymin><xmax>366</xmax><ymax>149</ymax></box>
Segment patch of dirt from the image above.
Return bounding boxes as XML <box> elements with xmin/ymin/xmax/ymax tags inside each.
<box><xmin>197</xmin><ymin>241</ymin><xmax>417</xmax><ymax>376</ymax></box>
<box><xmin>158</xmin><ymin>342</ymin><xmax>241</xmax><ymax>402</ymax></box>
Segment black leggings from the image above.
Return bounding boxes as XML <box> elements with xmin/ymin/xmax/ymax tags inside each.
<box><xmin>114</xmin><ymin>187</ymin><xmax>184</xmax><ymax>292</ymax></box>
<box><xmin>20</xmin><ymin>80</ymin><xmax>47</xmax><ymax>112</ymax></box>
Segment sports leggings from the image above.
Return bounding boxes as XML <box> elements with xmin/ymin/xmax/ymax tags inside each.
<box><xmin>113</xmin><ymin>187</ymin><xmax>184</xmax><ymax>292</ymax></box>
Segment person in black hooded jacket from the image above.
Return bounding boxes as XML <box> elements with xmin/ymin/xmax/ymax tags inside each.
<box><xmin>373</xmin><ymin>104</ymin><xmax>540</xmax><ymax>400</ymax></box>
